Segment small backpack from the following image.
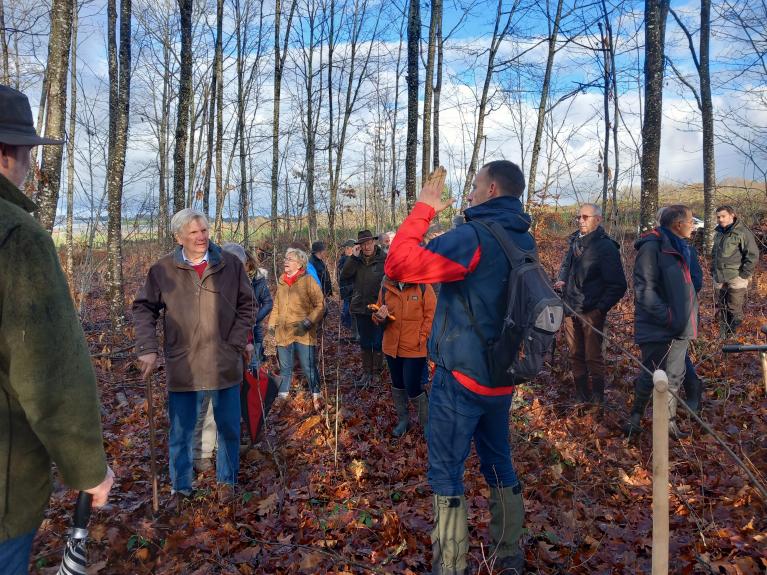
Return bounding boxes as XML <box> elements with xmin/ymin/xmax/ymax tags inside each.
<box><xmin>464</xmin><ymin>220</ymin><xmax>563</xmax><ymax>385</ymax></box>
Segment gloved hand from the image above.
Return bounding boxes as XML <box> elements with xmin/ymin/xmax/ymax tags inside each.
<box><xmin>293</xmin><ymin>318</ymin><xmax>313</xmax><ymax>336</ymax></box>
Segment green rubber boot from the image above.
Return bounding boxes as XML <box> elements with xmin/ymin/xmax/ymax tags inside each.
<box><xmin>431</xmin><ymin>495</ymin><xmax>469</xmax><ymax>575</ymax></box>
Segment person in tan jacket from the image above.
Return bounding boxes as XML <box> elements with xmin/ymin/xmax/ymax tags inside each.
<box><xmin>372</xmin><ymin>278</ymin><xmax>437</xmax><ymax>436</ymax></box>
<box><xmin>268</xmin><ymin>248</ymin><xmax>325</xmax><ymax>410</ymax></box>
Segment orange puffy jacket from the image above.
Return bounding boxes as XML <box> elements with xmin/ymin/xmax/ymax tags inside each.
<box><xmin>374</xmin><ymin>279</ymin><xmax>437</xmax><ymax>358</ymax></box>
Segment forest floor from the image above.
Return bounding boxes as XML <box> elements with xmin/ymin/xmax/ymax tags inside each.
<box><xmin>30</xmin><ymin>236</ymin><xmax>767</xmax><ymax>575</ymax></box>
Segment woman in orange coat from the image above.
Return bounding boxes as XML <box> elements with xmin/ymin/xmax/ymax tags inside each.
<box><xmin>372</xmin><ymin>278</ymin><xmax>437</xmax><ymax>436</ymax></box>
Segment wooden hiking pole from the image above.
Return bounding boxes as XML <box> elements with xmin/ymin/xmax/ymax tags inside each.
<box><xmin>145</xmin><ymin>373</ymin><xmax>159</xmax><ymax>513</ymax></box>
<box><xmin>652</xmin><ymin>369</ymin><xmax>669</xmax><ymax>575</ymax></box>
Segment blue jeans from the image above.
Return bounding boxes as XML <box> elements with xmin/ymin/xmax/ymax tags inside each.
<box><xmin>386</xmin><ymin>355</ymin><xmax>426</xmax><ymax>398</ymax></box>
<box><xmin>355</xmin><ymin>314</ymin><xmax>383</xmax><ymax>351</ymax></box>
<box><xmin>168</xmin><ymin>385</ymin><xmax>241</xmax><ymax>491</ymax></box>
<box><xmin>341</xmin><ymin>298</ymin><xmax>352</xmax><ymax>329</ymax></box>
<box><xmin>0</xmin><ymin>530</ymin><xmax>36</xmax><ymax>575</ymax></box>
<box><xmin>427</xmin><ymin>367</ymin><xmax>519</xmax><ymax>497</ymax></box>
<box><xmin>277</xmin><ymin>342</ymin><xmax>320</xmax><ymax>394</ymax></box>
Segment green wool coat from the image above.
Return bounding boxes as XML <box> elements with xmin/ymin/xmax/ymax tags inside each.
<box><xmin>0</xmin><ymin>173</ymin><xmax>107</xmax><ymax>541</ymax></box>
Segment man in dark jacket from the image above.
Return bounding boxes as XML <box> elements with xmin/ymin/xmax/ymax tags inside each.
<box><xmin>310</xmin><ymin>241</ymin><xmax>334</xmax><ymax>298</ymax></box>
<box><xmin>386</xmin><ymin>161</ymin><xmax>530</xmax><ymax>575</ymax></box>
<box><xmin>134</xmin><ymin>209</ymin><xmax>256</xmax><ymax>504</ymax></box>
<box><xmin>625</xmin><ymin>204</ymin><xmax>698</xmax><ymax>440</ymax></box>
<box><xmin>0</xmin><ymin>85</ymin><xmax>113</xmax><ymax>572</ymax></box>
<box><xmin>341</xmin><ymin>230</ymin><xmax>386</xmax><ymax>386</ymax></box>
<box><xmin>711</xmin><ymin>205</ymin><xmax>759</xmax><ymax>337</ymax></box>
<box><xmin>554</xmin><ymin>203</ymin><xmax>626</xmax><ymax>404</ymax></box>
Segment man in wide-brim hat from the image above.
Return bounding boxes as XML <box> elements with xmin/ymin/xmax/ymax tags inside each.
<box><xmin>0</xmin><ymin>84</ymin><xmax>114</xmax><ymax>574</ymax></box>
<box><xmin>341</xmin><ymin>229</ymin><xmax>387</xmax><ymax>386</ymax></box>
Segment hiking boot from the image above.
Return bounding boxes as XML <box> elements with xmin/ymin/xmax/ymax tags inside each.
<box><xmin>431</xmin><ymin>495</ymin><xmax>469</xmax><ymax>575</ymax></box>
<box><xmin>489</xmin><ymin>484</ymin><xmax>525</xmax><ymax>573</ymax></box>
<box><xmin>623</xmin><ymin>392</ymin><xmax>650</xmax><ymax>437</ymax></box>
<box><xmin>357</xmin><ymin>349</ymin><xmax>373</xmax><ymax>388</ymax></box>
<box><xmin>668</xmin><ymin>395</ymin><xmax>689</xmax><ymax>440</ymax></box>
<box><xmin>683</xmin><ymin>374</ymin><xmax>703</xmax><ymax>415</ymax></box>
<box><xmin>415</xmin><ymin>392</ymin><xmax>429</xmax><ymax>436</ymax></box>
<box><xmin>217</xmin><ymin>483</ymin><xmax>237</xmax><ymax>504</ymax></box>
<box><xmin>392</xmin><ymin>387</ymin><xmax>410</xmax><ymax>437</ymax></box>
<box><xmin>372</xmin><ymin>351</ymin><xmax>385</xmax><ymax>385</ymax></box>
<box><xmin>574</xmin><ymin>375</ymin><xmax>591</xmax><ymax>403</ymax></box>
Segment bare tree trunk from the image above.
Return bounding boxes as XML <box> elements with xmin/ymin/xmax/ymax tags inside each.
<box><xmin>65</xmin><ymin>0</ymin><xmax>78</xmax><ymax>285</ymax></box>
<box><xmin>640</xmin><ymin>0</ymin><xmax>669</xmax><ymax>232</ymax></box>
<box><xmin>525</xmin><ymin>0</ymin><xmax>564</xmax><ymax>214</ymax></box>
<box><xmin>421</xmin><ymin>0</ymin><xmax>440</xmax><ymax>180</ymax></box>
<box><xmin>106</xmin><ymin>0</ymin><xmax>131</xmax><ymax>329</ymax></box>
<box><xmin>173</xmin><ymin>0</ymin><xmax>193</xmax><ymax>214</ymax></box>
<box><xmin>36</xmin><ymin>0</ymin><xmax>73</xmax><ymax>232</ymax></box>
<box><xmin>235</xmin><ymin>0</ymin><xmax>248</xmax><ymax>244</ymax></box>
<box><xmin>0</xmin><ymin>0</ymin><xmax>9</xmax><ymax>84</ymax></box>
<box><xmin>301</xmin><ymin>2</ymin><xmax>319</xmax><ymax>240</ymax></box>
<box><xmin>405</xmin><ymin>0</ymin><xmax>419</xmax><ymax>208</ymax></box>
<box><xmin>598</xmin><ymin>20</ymin><xmax>610</xmax><ymax>216</ymax></box>
<box><xmin>699</xmin><ymin>0</ymin><xmax>715</xmax><ymax>252</ymax></box>
<box><xmin>203</xmin><ymin>0</ymin><xmax>223</xmax><ymax>222</ymax></box>
<box><xmin>326</xmin><ymin>0</ymin><xmax>336</xmax><ymax>236</ymax></box>
<box><xmin>459</xmin><ymin>0</ymin><xmax>517</xmax><ymax>210</ymax></box>
<box><xmin>432</xmin><ymin>9</ymin><xmax>443</xmax><ymax>170</ymax></box>
<box><xmin>187</xmin><ymin>87</ymin><xmax>198</xmax><ymax>208</ymax></box>
<box><xmin>326</xmin><ymin>0</ymin><xmax>380</xmax><ymax>236</ymax></box>
<box><xmin>158</xmin><ymin>30</ymin><xmax>171</xmax><ymax>247</ymax></box>
<box><xmin>391</xmin><ymin>19</ymin><xmax>404</xmax><ymax>225</ymax></box>
<box><xmin>608</xmin><ymin>2</ymin><xmax>619</xmax><ymax>224</ymax></box>
<box><xmin>271</xmin><ymin>0</ymin><xmax>297</xmax><ymax>238</ymax></box>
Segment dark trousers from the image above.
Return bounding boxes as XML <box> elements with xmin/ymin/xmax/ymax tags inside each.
<box><xmin>386</xmin><ymin>355</ymin><xmax>427</xmax><ymax>398</ymax></box>
<box><xmin>563</xmin><ymin>312</ymin><xmax>605</xmax><ymax>379</ymax></box>
<box><xmin>635</xmin><ymin>339</ymin><xmax>689</xmax><ymax>405</ymax></box>
<box><xmin>717</xmin><ymin>285</ymin><xmax>747</xmax><ymax>334</ymax></box>
<box><xmin>428</xmin><ymin>368</ymin><xmax>518</xmax><ymax>496</ymax></box>
<box><xmin>355</xmin><ymin>313</ymin><xmax>383</xmax><ymax>352</ymax></box>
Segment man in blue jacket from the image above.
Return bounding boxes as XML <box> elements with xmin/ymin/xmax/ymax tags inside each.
<box><xmin>386</xmin><ymin>161</ymin><xmax>531</xmax><ymax>575</ymax></box>
<box><xmin>625</xmin><ymin>204</ymin><xmax>698</xmax><ymax>439</ymax></box>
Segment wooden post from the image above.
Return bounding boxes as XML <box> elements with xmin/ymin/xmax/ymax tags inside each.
<box><xmin>760</xmin><ymin>352</ymin><xmax>767</xmax><ymax>395</ymax></box>
<box><xmin>652</xmin><ymin>369</ymin><xmax>669</xmax><ymax>575</ymax></box>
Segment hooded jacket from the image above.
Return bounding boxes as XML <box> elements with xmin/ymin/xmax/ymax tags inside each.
<box><xmin>557</xmin><ymin>226</ymin><xmax>627</xmax><ymax>314</ymax></box>
<box><xmin>376</xmin><ymin>279</ymin><xmax>437</xmax><ymax>358</ymax></box>
<box><xmin>711</xmin><ymin>218</ymin><xmax>759</xmax><ymax>284</ymax></box>
<box><xmin>340</xmin><ymin>245</ymin><xmax>387</xmax><ymax>315</ymax></box>
<box><xmin>633</xmin><ymin>229</ymin><xmax>699</xmax><ymax>344</ymax></box>
<box><xmin>133</xmin><ymin>242</ymin><xmax>257</xmax><ymax>392</ymax></box>
<box><xmin>1</xmin><ymin>173</ymin><xmax>107</xmax><ymax>541</ymax></box>
<box><xmin>385</xmin><ymin>196</ymin><xmax>534</xmax><ymax>394</ymax></box>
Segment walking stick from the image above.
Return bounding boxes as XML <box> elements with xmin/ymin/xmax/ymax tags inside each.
<box><xmin>145</xmin><ymin>373</ymin><xmax>159</xmax><ymax>513</ymax></box>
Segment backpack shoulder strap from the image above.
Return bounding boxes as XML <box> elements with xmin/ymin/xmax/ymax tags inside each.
<box><xmin>469</xmin><ymin>219</ymin><xmax>536</xmax><ymax>267</ymax></box>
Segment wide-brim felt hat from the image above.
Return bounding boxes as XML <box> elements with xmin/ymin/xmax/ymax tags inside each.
<box><xmin>355</xmin><ymin>229</ymin><xmax>378</xmax><ymax>244</ymax></box>
<box><xmin>0</xmin><ymin>85</ymin><xmax>63</xmax><ymax>146</ymax></box>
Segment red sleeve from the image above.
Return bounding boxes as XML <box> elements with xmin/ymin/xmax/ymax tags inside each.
<box><xmin>385</xmin><ymin>202</ymin><xmax>481</xmax><ymax>284</ymax></box>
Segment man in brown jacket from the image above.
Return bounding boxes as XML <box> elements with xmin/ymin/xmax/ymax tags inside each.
<box><xmin>133</xmin><ymin>209</ymin><xmax>256</xmax><ymax>503</ymax></box>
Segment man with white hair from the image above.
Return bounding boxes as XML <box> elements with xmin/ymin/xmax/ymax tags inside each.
<box><xmin>133</xmin><ymin>209</ymin><xmax>256</xmax><ymax>505</ymax></box>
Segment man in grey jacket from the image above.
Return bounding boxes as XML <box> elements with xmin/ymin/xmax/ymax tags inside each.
<box><xmin>711</xmin><ymin>205</ymin><xmax>759</xmax><ymax>337</ymax></box>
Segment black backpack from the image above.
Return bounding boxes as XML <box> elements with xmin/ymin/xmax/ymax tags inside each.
<box><xmin>463</xmin><ymin>220</ymin><xmax>563</xmax><ymax>385</ymax></box>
